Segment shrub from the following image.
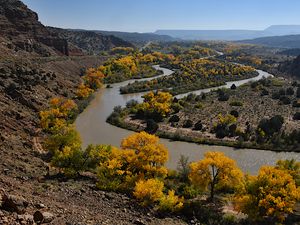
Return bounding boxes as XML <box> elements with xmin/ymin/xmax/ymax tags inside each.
<box><xmin>171</xmin><ymin>103</ymin><xmax>183</xmax><ymax>113</ymax></box>
<box><xmin>145</xmin><ymin>119</ymin><xmax>159</xmax><ymax>134</ymax></box>
<box><xmin>235</xmin><ymin>166</ymin><xmax>300</xmax><ymax>223</ymax></box>
<box><xmin>183</xmin><ymin>120</ymin><xmax>193</xmax><ymax>128</ymax></box>
<box><xmin>293</xmin><ymin>112</ymin><xmax>300</xmax><ymax>120</ymax></box>
<box><xmin>261</xmin><ymin>88</ymin><xmax>269</xmax><ymax>96</ymax></box>
<box><xmin>229</xmin><ymin>101</ymin><xmax>243</xmax><ymax>107</ymax></box>
<box><xmin>218</xmin><ymin>94</ymin><xmax>229</xmax><ymax>101</ymax></box>
<box><xmin>286</xmin><ymin>87</ymin><xmax>295</xmax><ymax>95</ymax></box>
<box><xmin>186</xmin><ymin>93</ymin><xmax>196</xmax><ymax>102</ymax></box>
<box><xmin>297</xmin><ymin>87</ymin><xmax>300</xmax><ymax>98</ymax></box>
<box><xmin>230</xmin><ymin>84</ymin><xmax>237</xmax><ymax>90</ymax></box>
<box><xmin>126</xmin><ymin>99</ymin><xmax>138</xmax><ymax>108</ymax></box>
<box><xmin>169</xmin><ymin>115</ymin><xmax>180</xmax><ymax>123</ymax></box>
<box><xmin>279</xmin><ymin>96</ymin><xmax>291</xmax><ymax>105</ymax></box>
<box><xmin>258</xmin><ymin>115</ymin><xmax>284</xmax><ymax>136</ymax></box>
<box><xmin>292</xmin><ymin>100</ymin><xmax>300</xmax><ymax>108</ymax></box>
<box><xmin>133</xmin><ymin>178</ymin><xmax>164</xmax><ymax>206</ymax></box>
<box><xmin>230</xmin><ymin>110</ymin><xmax>239</xmax><ymax>118</ymax></box>
<box><xmin>194</xmin><ymin>120</ymin><xmax>203</xmax><ymax>131</ymax></box>
<box><xmin>158</xmin><ymin>190</ymin><xmax>184</xmax><ymax>212</ymax></box>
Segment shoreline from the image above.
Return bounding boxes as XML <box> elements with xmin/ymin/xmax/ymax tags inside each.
<box><xmin>107</xmin><ymin>115</ymin><xmax>300</xmax><ymax>153</ymax></box>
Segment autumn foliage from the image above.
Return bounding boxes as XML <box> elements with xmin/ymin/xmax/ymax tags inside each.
<box><xmin>235</xmin><ymin>166</ymin><xmax>300</xmax><ymax>222</ymax></box>
<box><xmin>189</xmin><ymin>152</ymin><xmax>243</xmax><ymax>200</ymax></box>
<box><xmin>135</xmin><ymin>91</ymin><xmax>173</xmax><ymax>121</ymax></box>
<box><xmin>40</xmin><ymin>97</ymin><xmax>77</xmax><ymax>132</ymax></box>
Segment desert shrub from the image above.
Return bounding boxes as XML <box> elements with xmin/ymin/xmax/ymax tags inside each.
<box><xmin>171</xmin><ymin>103</ymin><xmax>183</xmax><ymax>113</ymax></box>
<box><xmin>279</xmin><ymin>96</ymin><xmax>291</xmax><ymax>105</ymax></box>
<box><xmin>126</xmin><ymin>99</ymin><xmax>138</xmax><ymax>108</ymax></box>
<box><xmin>286</xmin><ymin>87</ymin><xmax>295</xmax><ymax>95</ymax></box>
<box><xmin>145</xmin><ymin>119</ymin><xmax>159</xmax><ymax>134</ymax></box>
<box><xmin>186</xmin><ymin>93</ymin><xmax>196</xmax><ymax>102</ymax></box>
<box><xmin>229</xmin><ymin>101</ymin><xmax>243</xmax><ymax>107</ymax></box>
<box><xmin>230</xmin><ymin>84</ymin><xmax>237</xmax><ymax>90</ymax></box>
<box><xmin>230</xmin><ymin>110</ymin><xmax>239</xmax><ymax>118</ymax></box>
<box><xmin>133</xmin><ymin>178</ymin><xmax>164</xmax><ymax>206</ymax></box>
<box><xmin>169</xmin><ymin>114</ymin><xmax>180</xmax><ymax>123</ymax></box>
<box><xmin>261</xmin><ymin>88</ymin><xmax>269</xmax><ymax>96</ymax></box>
<box><xmin>293</xmin><ymin>112</ymin><xmax>300</xmax><ymax>120</ymax></box>
<box><xmin>157</xmin><ymin>190</ymin><xmax>184</xmax><ymax>212</ymax></box>
<box><xmin>292</xmin><ymin>100</ymin><xmax>300</xmax><ymax>108</ymax></box>
<box><xmin>194</xmin><ymin>120</ymin><xmax>203</xmax><ymax>131</ymax></box>
<box><xmin>218</xmin><ymin>93</ymin><xmax>230</xmax><ymax>101</ymax></box>
<box><xmin>297</xmin><ymin>87</ymin><xmax>300</xmax><ymax>98</ymax></box>
<box><xmin>272</xmin><ymin>92</ymin><xmax>280</xmax><ymax>99</ymax></box>
<box><xmin>258</xmin><ymin>115</ymin><xmax>284</xmax><ymax>136</ymax></box>
<box><xmin>183</xmin><ymin>120</ymin><xmax>193</xmax><ymax>128</ymax></box>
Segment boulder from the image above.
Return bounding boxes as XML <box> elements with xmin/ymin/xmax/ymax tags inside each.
<box><xmin>33</xmin><ymin>211</ymin><xmax>54</xmax><ymax>224</ymax></box>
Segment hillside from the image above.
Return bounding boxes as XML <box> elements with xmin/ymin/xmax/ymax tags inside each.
<box><xmin>0</xmin><ymin>0</ymin><xmax>134</xmax><ymax>57</ymax></box>
<box><xmin>93</xmin><ymin>30</ymin><xmax>176</xmax><ymax>44</ymax></box>
<box><xmin>0</xmin><ymin>1</ymin><xmax>186</xmax><ymax>224</ymax></box>
<box><xmin>48</xmin><ymin>27</ymin><xmax>134</xmax><ymax>55</ymax></box>
<box><xmin>238</xmin><ymin>34</ymin><xmax>300</xmax><ymax>48</ymax></box>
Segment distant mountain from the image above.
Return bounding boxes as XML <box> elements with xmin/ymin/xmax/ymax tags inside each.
<box><xmin>265</xmin><ymin>25</ymin><xmax>300</xmax><ymax>36</ymax></box>
<box><xmin>238</xmin><ymin>35</ymin><xmax>300</xmax><ymax>49</ymax></box>
<box><xmin>155</xmin><ymin>25</ymin><xmax>300</xmax><ymax>41</ymax></box>
<box><xmin>89</xmin><ymin>30</ymin><xmax>176</xmax><ymax>44</ymax></box>
<box><xmin>48</xmin><ymin>27</ymin><xmax>134</xmax><ymax>55</ymax></box>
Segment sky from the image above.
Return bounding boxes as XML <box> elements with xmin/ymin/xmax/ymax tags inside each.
<box><xmin>22</xmin><ymin>0</ymin><xmax>300</xmax><ymax>33</ymax></box>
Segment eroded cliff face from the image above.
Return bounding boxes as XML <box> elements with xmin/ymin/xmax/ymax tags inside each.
<box><xmin>0</xmin><ymin>0</ymin><xmax>75</xmax><ymax>56</ymax></box>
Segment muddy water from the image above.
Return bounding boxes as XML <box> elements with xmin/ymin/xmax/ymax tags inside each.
<box><xmin>75</xmin><ymin>66</ymin><xmax>300</xmax><ymax>174</ymax></box>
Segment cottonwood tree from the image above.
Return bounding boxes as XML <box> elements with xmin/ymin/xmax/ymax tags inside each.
<box><xmin>189</xmin><ymin>151</ymin><xmax>243</xmax><ymax>201</ymax></box>
<box><xmin>235</xmin><ymin>166</ymin><xmax>300</xmax><ymax>222</ymax></box>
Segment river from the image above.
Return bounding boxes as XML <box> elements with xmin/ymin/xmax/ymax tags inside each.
<box><xmin>75</xmin><ymin>65</ymin><xmax>300</xmax><ymax>174</ymax></box>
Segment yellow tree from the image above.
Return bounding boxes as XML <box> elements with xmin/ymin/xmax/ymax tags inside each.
<box><xmin>133</xmin><ymin>178</ymin><xmax>164</xmax><ymax>206</ymax></box>
<box><xmin>121</xmin><ymin>131</ymin><xmax>169</xmax><ymax>178</ymax></box>
<box><xmin>137</xmin><ymin>91</ymin><xmax>172</xmax><ymax>120</ymax></box>
<box><xmin>235</xmin><ymin>166</ymin><xmax>300</xmax><ymax>222</ymax></box>
<box><xmin>77</xmin><ymin>83</ymin><xmax>94</xmax><ymax>99</ymax></box>
<box><xmin>84</xmin><ymin>68</ymin><xmax>104</xmax><ymax>90</ymax></box>
<box><xmin>276</xmin><ymin>159</ymin><xmax>300</xmax><ymax>186</ymax></box>
<box><xmin>40</xmin><ymin>97</ymin><xmax>77</xmax><ymax>132</ymax></box>
<box><xmin>189</xmin><ymin>151</ymin><xmax>243</xmax><ymax>200</ymax></box>
<box><xmin>97</xmin><ymin>132</ymin><xmax>169</xmax><ymax>191</ymax></box>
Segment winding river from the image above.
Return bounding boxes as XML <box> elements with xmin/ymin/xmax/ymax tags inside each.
<box><xmin>75</xmin><ymin>65</ymin><xmax>300</xmax><ymax>174</ymax></box>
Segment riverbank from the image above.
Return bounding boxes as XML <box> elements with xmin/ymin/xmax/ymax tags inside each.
<box><xmin>107</xmin><ymin>113</ymin><xmax>291</xmax><ymax>152</ymax></box>
<box><xmin>107</xmin><ymin>74</ymin><xmax>300</xmax><ymax>153</ymax></box>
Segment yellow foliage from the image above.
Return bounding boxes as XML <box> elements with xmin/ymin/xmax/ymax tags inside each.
<box><xmin>189</xmin><ymin>151</ymin><xmax>243</xmax><ymax>200</ymax></box>
<box><xmin>158</xmin><ymin>190</ymin><xmax>184</xmax><ymax>212</ymax></box>
<box><xmin>40</xmin><ymin>97</ymin><xmax>77</xmax><ymax>132</ymax></box>
<box><xmin>218</xmin><ymin>113</ymin><xmax>237</xmax><ymax>125</ymax></box>
<box><xmin>77</xmin><ymin>83</ymin><xmax>94</xmax><ymax>99</ymax></box>
<box><xmin>121</xmin><ymin>131</ymin><xmax>169</xmax><ymax>178</ymax></box>
<box><xmin>235</xmin><ymin>166</ymin><xmax>300</xmax><ymax>222</ymax></box>
<box><xmin>84</xmin><ymin>68</ymin><xmax>104</xmax><ymax>90</ymax></box>
<box><xmin>138</xmin><ymin>91</ymin><xmax>172</xmax><ymax>118</ymax></box>
<box><xmin>133</xmin><ymin>178</ymin><xmax>164</xmax><ymax>206</ymax></box>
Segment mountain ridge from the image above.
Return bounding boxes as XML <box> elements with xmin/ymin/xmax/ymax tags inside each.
<box><xmin>155</xmin><ymin>25</ymin><xmax>300</xmax><ymax>41</ymax></box>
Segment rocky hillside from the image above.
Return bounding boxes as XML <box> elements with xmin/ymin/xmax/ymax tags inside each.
<box><xmin>0</xmin><ymin>0</ymin><xmax>75</xmax><ymax>56</ymax></box>
<box><xmin>48</xmin><ymin>27</ymin><xmax>134</xmax><ymax>55</ymax></box>
<box><xmin>0</xmin><ymin>1</ymin><xmax>186</xmax><ymax>224</ymax></box>
<box><xmin>0</xmin><ymin>0</ymin><xmax>134</xmax><ymax>57</ymax></box>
